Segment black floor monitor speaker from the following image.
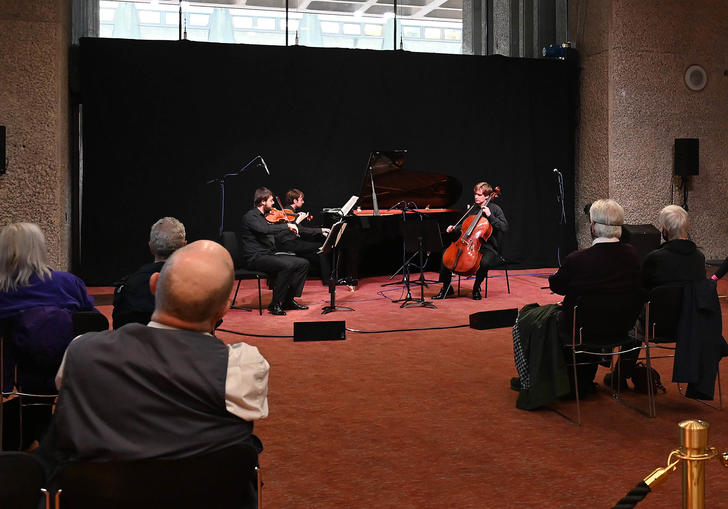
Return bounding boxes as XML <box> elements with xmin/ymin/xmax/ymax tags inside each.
<box><xmin>622</xmin><ymin>224</ymin><xmax>661</xmax><ymax>263</ymax></box>
<box><xmin>674</xmin><ymin>138</ymin><xmax>699</xmax><ymax>176</ymax></box>
<box><xmin>293</xmin><ymin>321</ymin><xmax>346</xmax><ymax>341</ymax></box>
<box><xmin>469</xmin><ymin>308</ymin><xmax>518</xmax><ymax>330</ymax></box>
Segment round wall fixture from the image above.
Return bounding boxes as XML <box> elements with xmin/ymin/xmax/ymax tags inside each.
<box><xmin>684</xmin><ymin>65</ymin><xmax>707</xmax><ymax>91</ymax></box>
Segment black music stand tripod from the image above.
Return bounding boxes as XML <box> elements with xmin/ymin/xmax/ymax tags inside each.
<box><xmin>383</xmin><ymin>203</ymin><xmax>439</xmax><ymax>288</ymax></box>
<box><xmin>321</xmin><ymin>220</ymin><xmax>354</xmax><ymax>314</ymax></box>
<box><xmin>397</xmin><ymin>213</ymin><xmax>441</xmax><ymax>309</ymax></box>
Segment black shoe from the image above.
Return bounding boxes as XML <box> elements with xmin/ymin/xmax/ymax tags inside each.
<box><xmin>267</xmin><ymin>303</ymin><xmax>286</xmax><ymax>316</ymax></box>
<box><xmin>432</xmin><ymin>286</ymin><xmax>454</xmax><ymax>300</ymax></box>
<box><xmin>510</xmin><ymin>377</ymin><xmax>522</xmax><ymax>392</ymax></box>
<box><xmin>603</xmin><ymin>372</ymin><xmax>630</xmax><ymax>391</ymax></box>
<box><xmin>472</xmin><ymin>287</ymin><xmax>482</xmax><ymax>300</ymax></box>
<box><xmin>283</xmin><ymin>299</ymin><xmax>308</xmax><ymax>310</ymax></box>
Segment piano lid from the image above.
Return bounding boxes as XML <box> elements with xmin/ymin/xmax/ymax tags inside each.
<box><xmin>358</xmin><ymin>150</ymin><xmax>462</xmax><ymax>210</ymax></box>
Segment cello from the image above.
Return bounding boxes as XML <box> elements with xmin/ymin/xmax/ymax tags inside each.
<box><xmin>441</xmin><ymin>187</ymin><xmax>501</xmax><ymax>276</ymax></box>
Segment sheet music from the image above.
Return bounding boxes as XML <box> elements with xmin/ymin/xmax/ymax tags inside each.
<box><xmin>340</xmin><ymin>195</ymin><xmax>359</xmax><ymax>216</ymax></box>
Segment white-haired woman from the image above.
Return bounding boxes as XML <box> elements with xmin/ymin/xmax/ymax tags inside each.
<box><xmin>0</xmin><ymin>223</ymin><xmax>95</xmax><ymax>318</ymax></box>
<box><xmin>0</xmin><ymin>222</ymin><xmax>95</xmax><ymax>449</ymax></box>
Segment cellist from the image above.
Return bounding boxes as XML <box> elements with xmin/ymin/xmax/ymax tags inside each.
<box><xmin>432</xmin><ymin>181</ymin><xmax>509</xmax><ymax>300</ymax></box>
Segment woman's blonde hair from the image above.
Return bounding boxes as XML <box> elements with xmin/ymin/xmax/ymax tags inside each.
<box><xmin>0</xmin><ymin>222</ymin><xmax>52</xmax><ymax>292</ymax></box>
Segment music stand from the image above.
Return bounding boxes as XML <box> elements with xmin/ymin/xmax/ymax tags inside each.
<box><xmin>399</xmin><ymin>214</ymin><xmax>442</xmax><ymax>309</ymax></box>
<box><xmin>321</xmin><ymin>220</ymin><xmax>354</xmax><ymax>314</ymax></box>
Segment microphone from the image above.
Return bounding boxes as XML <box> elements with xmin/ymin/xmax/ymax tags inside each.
<box><xmin>553</xmin><ymin>168</ymin><xmax>562</xmax><ymax>175</ymax></box>
<box><xmin>388</xmin><ymin>200</ymin><xmax>405</xmax><ymax>211</ymax></box>
<box><xmin>259</xmin><ymin>156</ymin><xmax>270</xmax><ymax>175</ymax></box>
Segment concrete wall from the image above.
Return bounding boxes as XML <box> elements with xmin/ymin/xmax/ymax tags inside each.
<box><xmin>571</xmin><ymin>0</ymin><xmax>728</xmax><ymax>258</ymax></box>
<box><xmin>0</xmin><ymin>0</ymin><xmax>71</xmax><ymax>269</ymax></box>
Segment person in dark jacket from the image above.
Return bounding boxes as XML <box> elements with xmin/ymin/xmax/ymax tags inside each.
<box><xmin>274</xmin><ymin>188</ymin><xmax>331</xmax><ymax>284</ymax></box>
<box><xmin>641</xmin><ymin>205</ymin><xmax>705</xmax><ymax>289</ymax></box>
<box><xmin>112</xmin><ymin>217</ymin><xmax>187</xmax><ymax>329</ymax></box>
<box><xmin>240</xmin><ymin>187</ymin><xmax>309</xmax><ymax>316</ymax></box>
<box><xmin>548</xmin><ymin>199</ymin><xmax>643</xmax><ymax>393</ymax></box>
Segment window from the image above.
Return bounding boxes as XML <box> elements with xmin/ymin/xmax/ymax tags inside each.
<box><xmin>97</xmin><ymin>0</ymin><xmax>463</xmax><ymax>54</ymax></box>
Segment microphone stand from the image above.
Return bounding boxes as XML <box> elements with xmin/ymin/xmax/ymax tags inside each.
<box><xmin>554</xmin><ymin>169</ymin><xmax>566</xmax><ymax>266</ymax></box>
<box><xmin>206</xmin><ymin>155</ymin><xmax>266</xmax><ymax>239</ymax></box>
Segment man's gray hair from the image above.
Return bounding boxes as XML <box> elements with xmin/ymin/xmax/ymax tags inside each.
<box><xmin>590</xmin><ymin>199</ymin><xmax>624</xmax><ymax>239</ymax></box>
<box><xmin>658</xmin><ymin>205</ymin><xmax>689</xmax><ymax>241</ymax></box>
<box><xmin>0</xmin><ymin>222</ymin><xmax>52</xmax><ymax>292</ymax></box>
<box><xmin>149</xmin><ymin>217</ymin><xmax>186</xmax><ymax>259</ymax></box>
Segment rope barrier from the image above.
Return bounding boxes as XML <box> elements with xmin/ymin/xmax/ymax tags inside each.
<box><xmin>611</xmin><ymin>481</ymin><xmax>650</xmax><ymax>509</ymax></box>
<box><xmin>611</xmin><ymin>420</ymin><xmax>728</xmax><ymax>509</ymax></box>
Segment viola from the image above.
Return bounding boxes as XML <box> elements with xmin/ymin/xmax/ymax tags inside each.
<box><xmin>441</xmin><ymin>187</ymin><xmax>501</xmax><ymax>276</ymax></box>
<box><xmin>265</xmin><ymin>207</ymin><xmax>290</xmax><ymax>224</ymax></box>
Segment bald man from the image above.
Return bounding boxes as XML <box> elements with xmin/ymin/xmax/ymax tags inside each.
<box><xmin>38</xmin><ymin>241</ymin><xmax>269</xmax><ymax>472</ymax></box>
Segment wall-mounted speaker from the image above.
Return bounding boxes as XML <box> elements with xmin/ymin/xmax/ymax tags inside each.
<box><xmin>674</xmin><ymin>138</ymin><xmax>699</xmax><ymax>176</ymax></box>
<box><xmin>293</xmin><ymin>321</ymin><xmax>346</xmax><ymax>341</ymax></box>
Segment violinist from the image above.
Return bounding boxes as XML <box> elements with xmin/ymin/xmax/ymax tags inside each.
<box><xmin>274</xmin><ymin>189</ymin><xmax>332</xmax><ymax>285</ymax></box>
<box><xmin>240</xmin><ymin>187</ymin><xmax>310</xmax><ymax>316</ymax></box>
<box><xmin>433</xmin><ymin>181</ymin><xmax>509</xmax><ymax>300</ymax></box>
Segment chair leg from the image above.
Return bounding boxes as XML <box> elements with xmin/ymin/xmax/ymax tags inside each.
<box><xmin>718</xmin><ymin>369</ymin><xmax>723</xmax><ymax>410</ymax></box>
<box><xmin>257</xmin><ymin>277</ymin><xmax>263</xmax><ymax>316</ymax></box>
<box><xmin>256</xmin><ymin>466</ymin><xmax>263</xmax><ymax>509</ymax></box>
<box><xmin>504</xmin><ymin>263</ymin><xmax>510</xmax><ymax>294</ymax></box>
<box><xmin>232</xmin><ymin>280</ymin><xmax>242</xmax><ymax>307</ymax></box>
<box><xmin>572</xmin><ymin>348</ymin><xmax>582</xmax><ymax>425</ymax></box>
<box><xmin>484</xmin><ymin>273</ymin><xmax>488</xmax><ymax>298</ymax></box>
<box><xmin>644</xmin><ymin>341</ymin><xmax>657</xmax><ymax>418</ymax></box>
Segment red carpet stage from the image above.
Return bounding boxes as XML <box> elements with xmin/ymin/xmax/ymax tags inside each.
<box><xmin>88</xmin><ymin>270</ymin><xmax>728</xmax><ymax>508</ymax></box>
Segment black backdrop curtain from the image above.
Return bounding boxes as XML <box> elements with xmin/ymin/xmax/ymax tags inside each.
<box><xmin>77</xmin><ymin>38</ymin><xmax>577</xmax><ymax>285</ymax></box>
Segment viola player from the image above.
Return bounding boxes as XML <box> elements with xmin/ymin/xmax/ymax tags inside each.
<box><xmin>239</xmin><ymin>187</ymin><xmax>309</xmax><ymax>315</ymax></box>
<box><xmin>433</xmin><ymin>181</ymin><xmax>509</xmax><ymax>300</ymax></box>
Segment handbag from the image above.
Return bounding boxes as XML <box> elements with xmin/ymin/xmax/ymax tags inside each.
<box><xmin>631</xmin><ymin>362</ymin><xmax>666</xmax><ymax>394</ymax></box>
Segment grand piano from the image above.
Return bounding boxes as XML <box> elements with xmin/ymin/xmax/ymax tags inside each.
<box><xmin>337</xmin><ymin>150</ymin><xmax>463</xmax><ymax>280</ymax></box>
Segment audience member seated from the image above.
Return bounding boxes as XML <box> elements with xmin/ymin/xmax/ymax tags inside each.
<box><xmin>548</xmin><ymin>199</ymin><xmax>642</xmax><ymax>394</ymax></box>
<box><xmin>0</xmin><ymin>222</ymin><xmax>96</xmax><ymax>448</ymax></box>
<box><xmin>641</xmin><ymin>205</ymin><xmax>705</xmax><ymax>289</ymax></box>
<box><xmin>112</xmin><ymin>217</ymin><xmax>186</xmax><ymax>328</ymax></box>
<box><xmin>642</xmin><ymin>205</ymin><xmax>726</xmax><ymax>400</ymax></box>
<box><xmin>37</xmin><ymin>240</ymin><xmax>269</xmax><ymax>479</ymax></box>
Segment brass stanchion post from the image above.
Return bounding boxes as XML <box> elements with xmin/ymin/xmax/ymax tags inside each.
<box><xmin>679</xmin><ymin>419</ymin><xmax>710</xmax><ymax>509</ymax></box>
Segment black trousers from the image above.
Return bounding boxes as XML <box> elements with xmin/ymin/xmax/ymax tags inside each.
<box><xmin>438</xmin><ymin>247</ymin><xmax>499</xmax><ymax>291</ymax></box>
<box><xmin>247</xmin><ymin>254</ymin><xmax>309</xmax><ymax>305</ymax></box>
<box><xmin>277</xmin><ymin>238</ymin><xmax>332</xmax><ymax>285</ymax></box>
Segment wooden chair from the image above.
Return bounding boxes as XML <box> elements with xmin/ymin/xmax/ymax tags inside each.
<box><xmin>55</xmin><ymin>444</ymin><xmax>262</xmax><ymax>509</ymax></box>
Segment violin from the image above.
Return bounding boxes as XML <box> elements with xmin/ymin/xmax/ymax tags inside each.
<box><xmin>441</xmin><ymin>187</ymin><xmax>501</xmax><ymax>276</ymax></box>
<box><xmin>283</xmin><ymin>208</ymin><xmax>313</xmax><ymax>223</ymax></box>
